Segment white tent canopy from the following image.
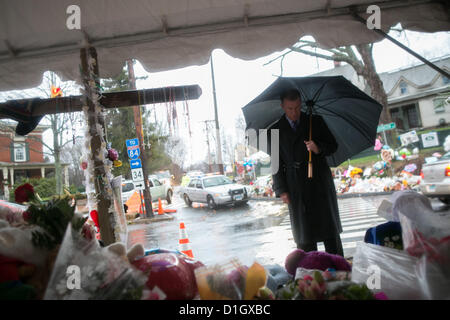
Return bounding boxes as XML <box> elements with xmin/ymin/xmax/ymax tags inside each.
<box><xmin>1</xmin><ymin>0</ymin><xmax>449</xmax><ymax>91</ymax></box>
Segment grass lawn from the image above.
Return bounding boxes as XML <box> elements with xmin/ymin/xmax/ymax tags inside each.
<box><xmin>333</xmin><ymin>146</ymin><xmax>445</xmax><ymax>170</ymax></box>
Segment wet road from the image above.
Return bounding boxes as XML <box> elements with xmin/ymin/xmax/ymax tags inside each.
<box><xmin>127</xmin><ymin>189</ymin><xmax>446</xmax><ymax>267</ymax></box>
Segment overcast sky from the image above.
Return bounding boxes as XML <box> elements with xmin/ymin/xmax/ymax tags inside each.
<box><xmin>132</xmin><ymin>28</ymin><xmax>450</xmax><ymax>166</ymax></box>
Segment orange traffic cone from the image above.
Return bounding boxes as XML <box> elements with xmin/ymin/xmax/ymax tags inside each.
<box><xmin>155</xmin><ymin>197</ymin><xmax>177</xmax><ymax>214</ymax></box>
<box><xmin>158</xmin><ymin>198</ymin><xmax>164</xmax><ymax>215</ymax></box>
<box><xmin>179</xmin><ymin>222</ymin><xmax>194</xmax><ymax>258</ymax></box>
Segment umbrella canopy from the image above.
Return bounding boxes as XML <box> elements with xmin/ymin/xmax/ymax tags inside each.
<box><xmin>242</xmin><ymin>76</ymin><xmax>382</xmax><ymax>167</ymax></box>
<box><xmin>1</xmin><ymin>0</ymin><xmax>449</xmax><ymax>91</ymax></box>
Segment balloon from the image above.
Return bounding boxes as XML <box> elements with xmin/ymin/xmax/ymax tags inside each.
<box><xmin>374</xmin><ymin>139</ymin><xmax>383</xmax><ymax>151</ymax></box>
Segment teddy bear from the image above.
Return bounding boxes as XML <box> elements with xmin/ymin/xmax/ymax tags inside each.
<box><xmin>284</xmin><ymin>249</ymin><xmax>352</xmax><ymax>276</ymax></box>
<box><xmin>105</xmin><ymin>242</ymin><xmax>145</xmax><ymax>263</ymax></box>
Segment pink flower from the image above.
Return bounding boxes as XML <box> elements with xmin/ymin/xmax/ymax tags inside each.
<box><xmin>374</xmin><ymin>292</ymin><xmax>388</xmax><ymax>300</ymax></box>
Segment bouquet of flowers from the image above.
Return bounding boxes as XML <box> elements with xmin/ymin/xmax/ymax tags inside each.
<box><xmin>15</xmin><ymin>183</ymin><xmax>88</xmax><ymax>250</ymax></box>
<box><xmin>44</xmin><ymin>223</ymin><xmax>148</xmax><ymax>300</ymax></box>
<box><xmin>276</xmin><ymin>268</ymin><xmax>384</xmax><ymax>300</ymax></box>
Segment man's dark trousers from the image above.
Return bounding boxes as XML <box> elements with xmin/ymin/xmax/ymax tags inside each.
<box><xmin>298</xmin><ymin>234</ymin><xmax>344</xmax><ymax>256</ymax></box>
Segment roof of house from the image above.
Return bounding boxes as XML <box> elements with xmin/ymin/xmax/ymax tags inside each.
<box><xmin>378</xmin><ymin>56</ymin><xmax>450</xmax><ymax>94</ymax></box>
<box><xmin>309</xmin><ymin>55</ymin><xmax>450</xmax><ymax>96</ymax></box>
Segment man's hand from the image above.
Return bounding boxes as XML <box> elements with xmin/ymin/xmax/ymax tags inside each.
<box><xmin>280</xmin><ymin>192</ymin><xmax>290</xmax><ymax>204</ymax></box>
<box><xmin>304</xmin><ymin>140</ymin><xmax>320</xmax><ymax>154</ymax></box>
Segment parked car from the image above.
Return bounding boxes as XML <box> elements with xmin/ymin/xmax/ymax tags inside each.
<box><xmin>420</xmin><ymin>151</ymin><xmax>450</xmax><ymax>204</ymax></box>
<box><xmin>181</xmin><ymin>174</ymin><xmax>250</xmax><ymax>209</ymax></box>
<box><xmin>153</xmin><ymin>170</ymin><xmax>174</xmax><ymax>187</ymax></box>
<box><xmin>180</xmin><ymin>171</ymin><xmax>205</xmax><ymax>187</ymax></box>
<box><xmin>122</xmin><ymin>177</ymin><xmax>174</xmax><ymax>204</ymax></box>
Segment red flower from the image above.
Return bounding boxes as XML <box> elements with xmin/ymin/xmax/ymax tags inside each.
<box><xmin>22</xmin><ymin>210</ymin><xmax>33</xmax><ymax>222</ymax></box>
<box><xmin>14</xmin><ymin>183</ymin><xmax>35</xmax><ymax>204</ymax></box>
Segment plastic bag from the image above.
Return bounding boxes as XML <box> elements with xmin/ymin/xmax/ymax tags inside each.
<box><xmin>0</xmin><ymin>226</ymin><xmax>48</xmax><ymax>267</ymax></box>
<box><xmin>351</xmin><ymin>242</ymin><xmax>423</xmax><ymax>299</ymax></box>
<box><xmin>392</xmin><ymin>191</ymin><xmax>450</xmax><ymax>299</ymax></box>
<box><xmin>0</xmin><ymin>200</ymin><xmax>27</xmax><ymax>226</ymax></box>
<box><xmin>44</xmin><ymin>223</ymin><xmax>148</xmax><ymax>300</ymax></box>
<box><xmin>194</xmin><ymin>259</ymin><xmax>267</xmax><ymax>300</ymax></box>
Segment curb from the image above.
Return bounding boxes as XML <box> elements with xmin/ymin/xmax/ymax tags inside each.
<box><xmin>127</xmin><ymin>214</ymin><xmax>174</xmax><ymax>225</ymax></box>
<box><xmin>248</xmin><ymin>191</ymin><xmax>394</xmax><ymax>202</ymax></box>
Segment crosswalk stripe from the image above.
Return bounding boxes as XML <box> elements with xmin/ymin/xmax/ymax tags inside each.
<box><xmin>342</xmin><ymin>222</ymin><xmax>383</xmax><ymax>232</ymax></box>
<box><xmin>340</xmin><ymin>214</ymin><xmax>380</xmax><ymax>222</ymax></box>
<box><xmin>339</xmin><ymin>212</ymin><xmax>378</xmax><ymax>218</ymax></box>
<box><xmin>341</xmin><ymin>218</ymin><xmax>386</xmax><ymax>226</ymax></box>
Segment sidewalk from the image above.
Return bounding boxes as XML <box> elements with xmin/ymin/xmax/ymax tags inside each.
<box><xmin>249</xmin><ymin>191</ymin><xmax>395</xmax><ymax>202</ymax></box>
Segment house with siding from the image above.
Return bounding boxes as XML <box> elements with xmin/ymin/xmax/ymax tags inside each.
<box><xmin>312</xmin><ymin>55</ymin><xmax>450</xmax><ymax>132</ymax></box>
<box><xmin>0</xmin><ymin>121</ymin><xmax>70</xmax><ymax>200</ymax></box>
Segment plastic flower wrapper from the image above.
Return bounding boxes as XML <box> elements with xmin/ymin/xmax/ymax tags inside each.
<box><xmin>194</xmin><ymin>259</ymin><xmax>267</xmax><ymax>300</ymax></box>
<box><xmin>326</xmin><ymin>281</ymin><xmax>376</xmax><ymax>300</ymax></box>
<box><xmin>277</xmin><ymin>268</ymin><xmax>377</xmax><ymax>300</ymax></box>
<box><xmin>392</xmin><ymin>191</ymin><xmax>450</xmax><ymax>299</ymax></box>
<box><xmin>44</xmin><ymin>223</ymin><xmax>148</xmax><ymax>300</ymax></box>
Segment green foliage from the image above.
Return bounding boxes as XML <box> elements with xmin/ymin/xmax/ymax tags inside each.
<box><xmin>101</xmin><ymin>65</ymin><xmax>173</xmax><ymax>179</ymax></box>
<box><xmin>9</xmin><ymin>178</ymin><xmax>56</xmax><ymax>202</ymax></box>
<box><xmin>26</xmin><ymin>197</ymin><xmax>87</xmax><ymax>250</ymax></box>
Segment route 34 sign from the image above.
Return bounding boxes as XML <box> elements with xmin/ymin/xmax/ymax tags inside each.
<box><xmin>131</xmin><ymin>168</ymin><xmax>144</xmax><ymax>182</ymax></box>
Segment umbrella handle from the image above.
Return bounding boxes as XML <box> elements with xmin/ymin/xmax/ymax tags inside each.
<box><xmin>308</xmin><ymin>112</ymin><xmax>313</xmax><ymax>179</ymax></box>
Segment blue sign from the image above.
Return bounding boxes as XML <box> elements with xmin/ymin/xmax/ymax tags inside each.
<box><xmin>126</xmin><ymin>138</ymin><xmax>139</xmax><ymax>148</ymax></box>
<box><xmin>130</xmin><ymin>158</ymin><xmax>142</xmax><ymax>169</ymax></box>
<box><xmin>127</xmin><ymin>148</ymin><xmax>140</xmax><ymax>159</ymax></box>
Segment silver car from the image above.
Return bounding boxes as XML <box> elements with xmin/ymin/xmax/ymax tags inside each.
<box><xmin>420</xmin><ymin>151</ymin><xmax>450</xmax><ymax>204</ymax></box>
<box><xmin>182</xmin><ymin>175</ymin><xmax>249</xmax><ymax>209</ymax></box>
<box><xmin>122</xmin><ymin>177</ymin><xmax>174</xmax><ymax>205</ymax></box>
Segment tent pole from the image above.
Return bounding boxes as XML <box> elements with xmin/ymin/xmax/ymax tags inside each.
<box><xmin>352</xmin><ymin>13</ymin><xmax>450</xmax><ymax>79</ymax></box>
<box><xmin>80</xmin><ymin>46</ymin><xmax>115</xmax><ymax>245</ymax></box>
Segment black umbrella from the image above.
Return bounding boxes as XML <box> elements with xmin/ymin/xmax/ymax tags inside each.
<box><xmin>242</xmin><ymin>76</ymin><xmax>383</xmax><ymax>167</ymax></box>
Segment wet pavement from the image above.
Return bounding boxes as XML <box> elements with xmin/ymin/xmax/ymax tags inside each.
<box><xmin>127</xmin><ymin>188</ymin><xmax>447</xmax><ymax>267</ymax></box>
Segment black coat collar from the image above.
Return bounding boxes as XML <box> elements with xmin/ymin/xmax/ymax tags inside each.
<box><xmin>279</xmin><ymin>113</ymin><xmax>308</xmax><ymax>138</ymax></box>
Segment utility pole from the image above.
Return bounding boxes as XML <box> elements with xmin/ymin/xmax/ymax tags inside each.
<box><xmin>126</xmin><ymin>59</ymin><xmax>154</xmax><ymax>218</ymax></box>
<box><xmin>210</xmin><ymin>53</ymin><xmax>224</xmax><ymax>175</ymax></box>
<box><xmin>201</xmin><ymin>120</ymin><xmax>215</xmax><ymax>173</ymax></box>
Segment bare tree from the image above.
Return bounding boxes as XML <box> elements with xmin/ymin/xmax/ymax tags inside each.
<box><xmin>61</xmin><ymin>137</ymin><xmax>85</xmax><ymax>190</ymax></box>
<box><xmin>0</xmin><ymin>71</ymin><xmax>83</xmax><ymax>194</ymax></box>
<box><xmin>165</xmin><ymin>136</ymin><xmax>186</xmax><ymax>170</ymax></box>
<box><xmin>265</xmin><ymin>40</ymin><xmax>392</xmax><ymax>125</ymax></box>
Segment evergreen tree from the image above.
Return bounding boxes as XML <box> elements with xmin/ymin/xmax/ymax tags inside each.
<box><xmin>101</xmin><ymin>65</ymin><xmax>172</xmax><ymax>179</ymax></box>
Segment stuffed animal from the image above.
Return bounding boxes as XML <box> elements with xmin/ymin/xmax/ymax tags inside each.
<box><xmin>284</xmin><ymin>249</ymin><xmax>352</xmax><ymax>276</ymax></box>
<box><xmin>105</xmin><ymin>242</ymin><xmax>145</xmax><ymax>263</ymax></box>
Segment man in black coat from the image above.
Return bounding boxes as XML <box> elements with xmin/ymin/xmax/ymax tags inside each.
<box><xmin>272</xmin><ymin>89</ymin><xmax>344</xmax><ymax>256</ymax></box>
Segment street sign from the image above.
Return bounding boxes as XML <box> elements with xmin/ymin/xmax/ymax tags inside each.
<box><xmin>126</xmin><ymin>138</ymin><xmax>141</xmax><ymax>159</ymax></box>
<box><xmin>130</xmin><ymin>158</ymin><xmax>142</xmax><ymax>169</ymax></box>
<box><xmin>133</xmin><ymin>181</ymin><xmax>145</xmax><ymax>190</ymax></box>
<box><xmin>126</xmin><ymin>138</ymin><xmax>139</xmax><ymax>148</ymax></box>
<box><xmin>127</xmin><ymin>148</ymin><xmax>140</xmax><ymax>159</ymax></box>
<box><xmin>131</xmin><ymin>168</ymin><xmax>144</xmax><ymax>182</ymax></box>
<box><xmin>377</xmin><ymin>122</ymin><xmax>396</xmax><ymax>133</ymax></box>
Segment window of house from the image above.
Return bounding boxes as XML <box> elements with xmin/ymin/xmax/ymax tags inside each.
<box><xmin>389</xmin><ymin>104</ymin><xmax>421</xmax><ymax>130</ymax></box>
<box><xmin>443</xmin><ymin>76</ymin><xmax>449</xmax><ymax>85</ymax></box>
<box><xmin>14</xmin><ymin>143</ymin><xmax>26</xmax><ymax>162</ymax></box>
<box><xmin>405</xmin><ymin>105</ymin><xmax>421</xmax><ymax>128</ymax></box>
<box><xmin>399</xmin><ymin>81</ymin><xmax>408</xmax><ymax>95</ymax></box>
<box><xmin>433</xmin><ymin>97</ymin><xmax>446</xmax><ymax>114</ymax></box>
